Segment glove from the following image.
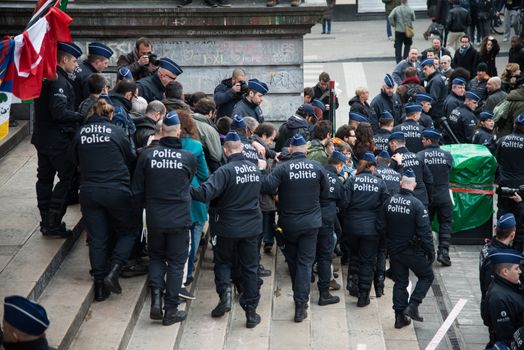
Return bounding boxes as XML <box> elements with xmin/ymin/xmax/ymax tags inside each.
<box><xmin>425</xmin><ymin>249</ymin><xmax>435</xmax><ymax>264</ymax></box>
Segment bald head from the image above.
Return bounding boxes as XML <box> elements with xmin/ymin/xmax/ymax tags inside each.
<box><xmin>487</xmin><ymin>77</ymin><xmax>502</xmax><ymax>93</ymax></box>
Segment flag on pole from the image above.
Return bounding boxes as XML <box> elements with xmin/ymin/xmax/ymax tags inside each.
<box><xmin>0</xmin><ymin>39</ymin><xmax>15</xmax><ymax>141</ymax></box>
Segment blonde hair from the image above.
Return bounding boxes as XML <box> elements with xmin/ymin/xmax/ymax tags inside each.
<box><xmin>89</xmin><ymin>99</ymin><xmax>114</xmax><ymax>119</ymax></box>
<box><xmin>502</xmin><ymin>63</ymin><xmax>521</xmax><ymax>79</ymax></box>
<box><xmin>355</xmin><ymin>87</ymin><xmax>368</xmax><ymax>97</ymax></box>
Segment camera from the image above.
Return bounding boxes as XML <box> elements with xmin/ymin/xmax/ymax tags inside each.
<box><xmin>147</xmin><ymin>53</ymin><xmax>160</xmax><ymax>66</ymax></box>
<box><xmin>499</xmin><ymin>185</ymin><xmax>524</xmax><ymax>197</ymax></box>
<box><xmin>238</xmin><ymin>80</ymin><xmax>249</xmax><ymax>95</ymax></box>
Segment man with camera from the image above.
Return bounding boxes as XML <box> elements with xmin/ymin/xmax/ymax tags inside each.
<box><xmin>136</xmin><ymin>58</ymin><xmax>183</xmax><ymax>103</ymax></box>
<box><xmin>117</xmin><ymin>37</ymin><xmax>157</xmax><ymax>81</ymax></box>
<box><xmin>496</xmin><ymin>113</ymin><xmax>524</xmax><ymax>250</ymax></box>
<box><xmin>214</xmin><ymin>68</ymin><xmax>247</xmax><ymax>119</ymax></box>
<box><xmin>231</xmin><ymin>79</ymin><xmax>269</xmax><ymax>123</ymax></box>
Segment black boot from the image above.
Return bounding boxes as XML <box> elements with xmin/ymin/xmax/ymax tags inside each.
<box><xmin>437</xmin><ymin>249</ymin><xmax>451</xmax><ymax>266</ymax></box>
<box><xmin>394</xmin><ymin>312</ymin><xmax>411</xmax><ymax>329</ymax></box>
<box><xmin>41</xmin><ymin>209</ymin><xmax>72</xmax><ymax>238</ymax></box>
<box><xmin>403</xmin><ymin>302</ymin><xmax>423</xmax><ymax>322</ymax></box>
<box><xmin>357</xmin><ymin>291</ymin><xmax>370</xmax><ymax>307</ymax></box>
<box><xmin>163</xmin><ymin>307</ymin><xmax>187</xmax><ymax>326</ymax></box>
<box><xmin>374</xmin><ymin>275</ymin><xmax>385</xmax><ymax>298</ymax></box>
<box><xmin>346</xmin><ymin>274</ymin><xmax>358</xmax><ymax>297</ymax></box>
<box><xmin>294</xmin><ymin>302</ymin><xmax>308</xmax><ymax>322</ymax></box>
<box><xmin>245</xmin><ymin>307</ymin><xmax>261</xmax><ymax>328</ymax></box>
<box><xmin>104</xmin><ymin>264</ymin><xmax>123</xmax><ymax>294</ymax></box>
<box><xmin>211</xmin><ymin>287</ymin><xmax>232</xmax><ymax>318</ymax></box>
<box><xmin>318</xmin><ymin>289</ymin><xmax>340</xmax><ymax>306</ymax></box>
<box><xmin>94</xmin><ymin>279</ymin><xmax>110</xmax><ymax>302</ymax></box>
<box><xmin>150</xmin><ymin>289</ymin><xmax>163</xmax><ymax>320</ymax></box>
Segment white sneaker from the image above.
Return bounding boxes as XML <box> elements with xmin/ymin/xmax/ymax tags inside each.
<box><xmin>388</xmin><ymin>36</ymin><xmax>393</xmax><ymax>41</ymax></box>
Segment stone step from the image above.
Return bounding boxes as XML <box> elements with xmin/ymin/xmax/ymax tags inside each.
<box><xmin>0</xmin><ymin>120</ymin><xmax>30</xmax><ymax>161</ymax></box>
<box><xmin>69</xmin><ymin>275</ymin><xmax>148</xmax><ymax>350</ymax></box>
<box><xmin>36</xmin><ymin>232</ymin><xmax>94</xmax><ymax>350</ymax></box>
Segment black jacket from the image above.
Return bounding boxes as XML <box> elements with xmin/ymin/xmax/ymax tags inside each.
<box><xmin>116</xmin><ymin>50</ymin><xmax>153</xmax><ymax>81</ymax></box>
<box><xmin>417</xmin><ymin>145</ymin><xmax>453</xmax><ymax>204</ymax></box>
<box><xmin>381</xmin><ymin>188</ymin><xmax>435</xmax><ymax>255</ymax></box>
<box><xmin>321</xmin><ymin>164</ymin><xmax>347</xmax><ymax>229</ymax></box>
<box><xmin>232</xmin><ymin>98</ymin><xmax>264</xmax><ymax>122</ymax></box>
<box><xmin>426</xmin><ymin>70</ymin><xmax>447</xmax><ymax>121</ymax></box>
<box><xmin>373</xmin><ymin>128</ymin><xmax>391</xmax><ymax>154</ymax></box>
<box><xmin>509</xmin><ymin>46</ymin><xmax>524</xmax><ymax>69</ymax></box>
<box><xmin>496</xmin><ymin>130</ymin><xmax>524</xmax><ymax>187</ymax></box>
<box><xmin>420</xmin><ymin>111</ymin><xmax>434</xmax><ymax>128</ymax></box>
<box><xmin>191</xmin><ymin>153</ymin><xmax>262</xmax><ymax>238</ymax></box>
<box><xmin>472</xmin><ymin>127</ymin><xmax>496</xmax><ymax>152</ymax></box>
<box><xmin>448</xmin><ymin>104</ymin><xmax>478</xmax><ymax>143</ymax></box>
<box><xmin>32</xmin><ymin>66</ymin><xmax>83</xmax><ymax>150</ymax></box>
<box><xmin>343</xmin><ymin>169</ymin><xmax>389</xmax><ymax>236</ymax></box>
<box><xmin>275</xmin><ymin>115</ymin><xmax>312</xmax><ymax>152</ymax></box>
<box><xmin>485</xmin><ymin>275</ymin><xmax>524</xmax><ymax>346</ymax></box>
<box><xmin>348</xmin><ymin>95</ymin><xmax>374</xmax><ymax>119</ymax></box>
<box><xmin>314</xmin><ymin>82</ymin><xmax>339</xmax><ymax>120</ymax></box>
<box><xmin>393</xmin><ymin>146</ymin><xmax>434</xmax><ymax>206</ymax></box>
<box><xmin>370</xmin><ymin>90</ymin><xmax>403</xmax><ymax>131</ymax></box>
<box><xmin>74</xmin><ymin>60</ymin><xmax>97</xmax><ymax>106</ymax></box>
<box><xmin>132</xmin><ymin>137</ymin><xmax>196</xmax><ymax>230</ymax></box>
<box><xmin>453</xmin><ymin>46</ymin><xmax>479</xmax><ymax>77</ymax></box>
<box><xmin>239</xmin><ymin>134</ymin><xmax>260</xmax><ymax>165</ymax></box>
<box><xmin>262</xmin><ymin>152</ymin><xmax>330</xmax><ymax>232</ymax></box>
<box><xmin>393</xmin><ymin>119</ymin><xmax>424</xmax><ymax>153</ymax></box>
<box><xmin>137</xmin><ymin>73</ymin><xmax>164</xmax><ymax>102</ymax></box>
<box><xmin>446</xmin><ymin>5</ymin><xmax>471</xmax><ymax>32</ymax></box>
<box><xmin>214</xmin><ymin>78</ymin><xmax>243</xmax><ymax>119</ymax></box>
<box><xmin>2</xmin><ymin>337</ymin><xmax>55</xmax><ymax>350</ymax></box>
<box><xmin>71</xmin><ymin>115</ymin><xmax>136</xmax><ymax>192</ymax></box>
<box><xmin>443</xmin><ymin>92</ymin><xmax>465</xmax><ymax>118</ymax></box>
<box><xmin>133</xmin><ymin>116</ymin><xmax>156</xmax><ymax>149</ymax></box>
<box><xmin>376</xmin><ymin>165</ymin><xmax>401</xmax><ymax>195</ymax></box>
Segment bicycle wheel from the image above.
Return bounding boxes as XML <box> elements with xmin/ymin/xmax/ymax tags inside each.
<box><xmin>491</xmin><ymin>13</ymin><xmax>504</xmax><ymax>35</ymax></box>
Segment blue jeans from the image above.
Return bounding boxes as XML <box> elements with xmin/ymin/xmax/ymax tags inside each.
<box><xmin>386</xmin><ymin>17</ymin><xmax>392</xmax><ymax>38</ymax></box>
<box><xmin>187</xmin><ymin>221</ymin><xmax>205</xmax><ymax>279</ymax></box>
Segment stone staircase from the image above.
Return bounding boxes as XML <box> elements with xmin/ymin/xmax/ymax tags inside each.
<box><xmin>0</xmin><ymin>137</ymin><xmax>421</xmax><ymax>350</ymax></box>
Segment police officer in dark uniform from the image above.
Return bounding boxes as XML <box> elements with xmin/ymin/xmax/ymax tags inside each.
<box><xmin>447</xmin><ymin>91</ymin><xmax>480</xmax><ymax>143</ymax></box>
<box><xmin>370</xmin><ymin>74</ymin><xmax>403</xmax><ymax>131</ymax></box>
<box><xmin>132</xmin><ymin>111</ymin><xmax>196</xmax><ymax>325</ymax></box>
<box><xmin>417</xmin><ymin>128</ymin><xmax>454</xmax><ymax>266</ymax></box>
<box><xmin>373</xmin><ymin>111</ymin><xmax>394</xmax><ymax>155</ymax></box>
<box><xmin>231</xmin><ymin>79</ymin><xmax>268</xmax><ymax>123</ymax></box>
<box><xmin>393</xmin><ymin>103</ymin><xmax>425</xmax><ymax>153</ymax></box>
<box><xmin>421</xmin><ymin>58</ymin><xmax>446</xmax><ymax>124</ymax></box>
<box><xmin>484</xmin><ymin>250</ymin><xmax>524</xmax><ymax>347</ymax></box>
<box><xmin>472</xmin><ymin>112</ymin><xmax>496</xmax><ymax>151</ymax></box>
<box><xmin>262</xmin><ymin>134</ymin><xmax>330</xmax><ymax>322</ymax></box>
<box><xmin>74</xmin><ymin>42</ymin><xmax>114</xmax><ymax>105</ymax></box>
<box><xmin>479</xmin><ymin>213</ymin><xmax>518</xmax><ymax>346</ymax></box>
<box><xmin>32</xmin><ymin>42</ymin><xmax>84</xmax><ymax>237</ymax></box>
<box><xmin>496</xmin><ymin>114</ymin><xmax>524</xmax><ymax>249</ymax></box>
<box><xmin>443</xmin><ymin>77</ymin><xmax>466</xmax><ymax>119</ymax></box>
<box><xmin>348</xmin><ymin>111</ymin><xmax>368</xmax><ymax>129</ymax></box>
<box><xmin>191</xmin><ymin>132</ymin><xmax>264</xmax><ymax>328</ymax></box>
<box><xmin>316</xmin><ymin>151</ymin><xmax>347</xmax><ymax>306</ymax></box>
<box><xmin>389</xmin><ymin>131</ymin><xmax>434</xmax><ymax>207</ymax></box>
<box><xmin>229</xmin><ymin>115</ymin><xmax>260</xmax><ymax>165</ymax></box>
<box><xmin>343</xmin><ymin>152</ymin><xmax>389</xmax><ymax>307</ymax></box>
<box><xmin>137</xmin><ymin>58</ymin><xmax>183</xmax><ymax>102</ymax></box>
<box><xmin>70</xmin><ymin>99</ymin><xmax>137</xmax><ymax>301</ymax></box>
<box><xmin>381</xmin><ymin>169</ymin><xmax>435</xmax><ymax>329</ymax></box>
<box><xmin>415</xmin><ymin>93</ymin><xmax>434</xmax><ymax>129</ymax></box>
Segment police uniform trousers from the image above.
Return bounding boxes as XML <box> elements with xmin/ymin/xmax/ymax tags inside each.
<box><xmin>390</xmin><ymin>247</ymin><xmax>434</xmax><ymax>313</ymax></box>
<box><xmin>428</xmin><ymin>201</ymin><xmax>452</xmax><ymax>252</ymax></box>
<box><xmin>374</xmin><ymin>235</ymin><xmax>387</xmax><ymax>284</ymax></box>
<box><xmin>348</xmin><ymin>234</ymin><xmax>379</xmax><ymax>293</ymax></box>
<box><xmin>148</xmin><ymin>228</ymin><xmax>190</xmax><ymax>308</ymax></box>
<box><xmin>213</xmin><ymin>234</ymin><xmax>260</xmax><ymax>310</ymax></box>
<box><xmin>316</xmin><ymin>227</ymin><xmax>335</xmax><ymax>291</ymax></box>
<box><xmin>36</xmin><ymin>148</ymin><xmax>75</xmax><ymax>216</ymax></box>
<box><xmin>282</xmin><ymin>229</ymin><xmax>318</xmax><ymax>304</ymax></box>
<box><xmin>79</xmin><ymin>187</ymin><xmax>137</xmax><ymax>279</ymax></box>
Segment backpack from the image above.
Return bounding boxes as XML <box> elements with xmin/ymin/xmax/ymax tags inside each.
<box><xmin>112</xmin><ymin>105</ymin><xmax>137</xmax><ymax>145</ymax></box>
<box><xmin>493</xmin><ymin>98</ymin><xmax>512</xmax><ymax>123</ymax></box>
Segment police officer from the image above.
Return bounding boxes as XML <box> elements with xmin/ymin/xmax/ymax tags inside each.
<box><xmin>443</xmin><ymin>77</ymin><xmax>466</xmax><ymax>119</ymax></box>
<box><xmin>381</xmin><ymin>169</ymin><xmax>435</xmax><ymax>329</ymax></box>
<box><xmin>75</xmin><ymin>42</ymin><xmax>114</xmax><ymax>105</ymax></box>
<box><xmin>373</xmin><ymin>111</ymin><xmax>394</xmax><ymax>155</ymax></box>
<box><xmin>389</xmin><ymin>131</ymin><xmax>434</xmax><ymax>207</ymax></box>
<box><xmin>415</xmin><ymin>93</ymin><xmax>434</xmax><ymax>129</ymax></box>
<box><xmin>137</xmin><ymin>58</ymin><xmax>183</xmax><ymax>102</ymax></box>
<box><xmin>32</xmin><ymin>42</ymin><xmax>84</xmax><ymax>237</ymax></box>
<box><xmin>262</xmin><ymin>134</ymin><xmax>330</xmax><ymax>322</ymax></box>
<box><xmin>496</xmin><ymin>114</ymin><xmax>524</xmax><ymax>250</ymax></box>
<box><xmin>231</xmin><ymin>79</ymin><xmax>269</xmax><ymax>123</ymax></box>
<box><xmin>316</xmin><ymin>151</ymin><xmax>347</xmax><ymax>306</ymax></box>
<box><xmin>348</xmin><ymin>111</ymin><xmax>368</xmax><ymax>129</ymax></box>
<box><xmin>132</xmin><ymin>111</ymin><xmax>196</xmax><ymax>325</ymax></box>
<box><xmin>370</xmin><ymin>74</ymin><xmax>403</xmax><ymax>131</ymax></box>
<box><xmin>447</xmin><ymin>91</ymin><xmax>480</xmax><ymax>143</ymax></box>
<box><xmin>70</xmin><ymin>99</ymin><xmax>137</xmax><ymax>302</ymax></box>
<box><xmin>229</xmin><ymin>116</ymin><xmax>260</xmax><ymax>165</ymax></box>
<box><xmin>484</xmin><ymin>250</ymin><xmax>524</xmax><ymax>347</ymax></box>
<box><xmin>343</xmin><ymin>152</ymin><xmax>389</xmax><ymax>307</ymax></box>
<box><xmin>191</xmin><ymin>132</ymin><xmax>263</xmax><ymax>329</ymax></box>
<box><xmin>417</xmin><ymin>128</ymin><xmax>454</xmax><ymax>266</ymax></box>
<box><xmin>420</xmin><ymin>58</ymin><xmax>446</xmax><ymax>124</ymax></box>
<box><xmin>393</xmin><ymin>102</ymin><xmax>425</xmax><ymax>153</ymax></box>
<box><xmin>472</xmin><ymin>111</ymin><xmax>496</xmax><ymax>151</ymax></box>
<box><xmin>479</xmin><ymin>213</ymin><xmax>518</xmax><ymax>345</ymax></box>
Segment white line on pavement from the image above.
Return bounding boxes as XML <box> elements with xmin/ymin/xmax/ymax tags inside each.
<box><xmin>425</xmin><ymin>298</ymin><xmax>468</xmax><ymax>350</ymax></box>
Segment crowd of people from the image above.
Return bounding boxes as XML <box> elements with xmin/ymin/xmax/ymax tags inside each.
<box><xmin>3</xmin><ymin>20</ymin><xmax>524</xmax><ymax>348</ymax></box>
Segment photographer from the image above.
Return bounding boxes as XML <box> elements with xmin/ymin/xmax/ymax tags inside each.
<box><xmin>214</xmin><ymin>68</ymin><xmax>246</xmax><ymax>119</ymax></box>
<box><xmin>117</xmin><ymin>37</ymin><xmax>157</xmax><ymax>81</ymax></box>
<box><xmin>231</xmin><ymin>79</ymin><xmax>269</xmax><ymax>123</ymax></box>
